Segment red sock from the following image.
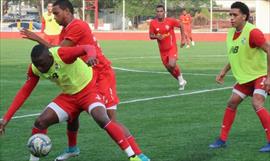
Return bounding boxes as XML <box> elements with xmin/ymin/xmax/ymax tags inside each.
<box><xmin>171</xmin><ymin>65</ymin><xmax>180</xmax><ymax>80</ymax></box>
<box><xmin>127</xmin><ymin>135</ymin><xmax>142</xmax><ymax>155</ymax></box>
<box><xmin>220</xmin><ymin>107</ymin><xmax>237</xmax><ymax>141</ymax></box>
<box><xmin>67</xmin><ymin>130</ymin><xmax>78</xmax><ymax>147</ymax></box>
<box><xmin>31</xmin><ymin>127</ymin><xmax>47</xmax><ymax>135</ymax></box>
<box><xmin>256</xmin><ymin>107</ymin><xmax>270</xmax><ymax>142</ymax></box>
<box><xmin>104</xmin><ymin>121</ymin><xmax>130</xmax><ymax>150</ymax></box>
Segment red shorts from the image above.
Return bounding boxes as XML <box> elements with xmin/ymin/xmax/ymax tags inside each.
<box><xmin>95</xmin><ymin>66</ymin><xmax>120</xmax><ymax>109</ymax></box>
<box><xmin>48</xmin><ymin>77</ymin><xmax>105</xmax><ymax>123</ymax></box>
<box><xmin>160</xmin><ymin>45</ymin><xmax>178</xmax><ymax>66</ymax></box>
<box><xmin>44</xmin><ymin>34</ymin><xmax>59</xmax><ymax>45</ymax></box>
<box><xmin>233</xmin><ymin>76</ymin><xmax>267</xmax><ymax>98</ymax></box>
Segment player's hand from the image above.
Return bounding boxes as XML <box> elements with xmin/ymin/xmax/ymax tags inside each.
<box><xmin>20</xmin><ymin>29</ymin><xmax>40</xmax><ymax>42</ymax></box>
<box><xmin>0</xmin><ymin>119</ymin><xmax>7</xmax><ymax>136</ymax></box>
<box><xmin>263</xmin><ymin>77</ymin><xmax>270</xmax><ymax>93</ymax></box>
<box><xmin>156</xmin><ymin>34</ymin><xmax>163</xmax><ymax>40</ymax></box>
<box><xmin>86</xmin><ymin>57</ymin><xmax>98</xmax><ymax>67</ymax></box>
<box><xmin>216</xmin><ymin>73</ymin><xmax>225</xmax><ymax>84</ymax></box>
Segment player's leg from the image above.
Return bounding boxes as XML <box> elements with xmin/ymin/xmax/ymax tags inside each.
<box><xmin>107</xmin><ymin>109</ymin><xmax>150</xmax><ymax>161</ymax></box>
<box><xmin>100</xmin><ymin>70</ymin><xmax>149</xmax><ymax>160</ymax></box>
<box><xmin>209</xmin><ymin>84</ymin><xmax>247</xmax><ymax>148</ymax></box>
<box><xmin>252</xmin><ymin>77</ymin><xmax>270</xmax><ymax>152</ymax></box>
<box><xmin>163</xmin><ymin>48</ymin><xmax>186</xmax><ymax>90</ymax></box>
<box><xmin>90</xmin><ymin>103</ymin><xmax>138</xmax><ymax>159</ymax></box>
<box><xmin>189</xmin><ymin>28</ymin><xmax>195</xmax><ymax>46</ymax></box>
<box><xmin>55</xmin><ymin>118</ymin><xmax>81</xmax><ymax>161</ymax></box>
<box><xmin>184</xmin><ymin>26</ymin><xmax>190</xmax><ymax>48</ymax></box>
<box><xmin>30</xmin><ymin>107</ymin><xmax>60</xmax><ymax>161</ymax></box>
<box><xmin>30</xmin><ymin>99</ymin><xmax>70</xmax><ymax>161</ymax></box>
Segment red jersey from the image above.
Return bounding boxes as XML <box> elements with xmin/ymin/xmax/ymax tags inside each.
<box><xmin>233</xmin><ymin>28</ymin><xmax>266</xmax><ymax>48</ymax></box>
<box><xmin>149</xmin><ymin>18</ymin><xmax>180</xmax><ymax>51</ymax></box>
<box><xmin>59</xmin><ymin>19</ymin><xmax>111</xmax><ymax>69</ymax></box>
<box><xmin>179</xmin><ymin>14</ymin><xmax>192</xmax><ymax>26</ymax></box>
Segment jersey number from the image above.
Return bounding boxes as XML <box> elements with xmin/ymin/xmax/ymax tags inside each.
<box><xmin>231</xmin><ymin>46</ymin><xmax>239</xmax><ymax>54</ymax></box>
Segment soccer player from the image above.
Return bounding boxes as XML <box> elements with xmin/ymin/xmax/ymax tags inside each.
<box><xmin>20</xmin><ymin>1</ymin><xmax>149</xmax><ymax>161</ymax></box>
<box><xmin>41</xmin><ymin>2</ymin><xmax>61</xmax><ymax>45</ymax></box>
<box><xmin>149</xmin><ymin>4</ymin><xmax>187</xmax><ymax>90</ymax></box>
<box><xmin>0</xmin><ymin>44</ymin><xmax>145</xmax><ymax>161</ymax></box>
<box><xmin>209</xmin><ymin>2</ymin><xmax>270</xmax><ymax>152</ymax></box>
<box><xmin>179</xmin><ymin>9</ymin><xmax>194</xmax><ymax>48</ymax></box>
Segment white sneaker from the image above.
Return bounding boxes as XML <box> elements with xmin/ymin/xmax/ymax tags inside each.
<box><xmin>179</xmin><ymin>80</ymin><xmax>187</xmax><ymax>90</ymax></box>
<box><xmin>186</xmin><ymin>45</ymin><xmax>190</xmax><ymax>48</ymax></box>
<box><xmin>191</xmin><ymin>41</ymin><xmax>195</xmax><ymax>46</ymax></box>
<box><xmin>55</xmin><ymin>147</ymin><xmax>80</xmax><ymax>161</ymax></box>
<box><xmin>29</xmin><ymin>154</ymin><xmax>39</xmax><ymax>161</ymax></box>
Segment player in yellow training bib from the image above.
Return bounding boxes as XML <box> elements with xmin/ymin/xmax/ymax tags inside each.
<box><xmin>209</xmin><ymin>2</ymin><xmax>270</xmax><ymax>152</ymax></box>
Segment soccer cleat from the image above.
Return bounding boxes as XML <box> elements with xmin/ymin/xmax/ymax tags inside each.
<box><xmin>186</xmin><ymin>45</ymin><xmax>190</xmax><ymax>48</ymax></box>
<box><xmin>209</xmin><ymin>138</ymin><xmax>226</xmax><ymax>149</ymax></box>
<box><xmin>259</xmin><ymin>143</ymin><xmax>270</xmax><ymax>152</ymax></box>
<box><xmin>191</xmin><ymin>41</ymin><xmax>195</xmax><ymax>46</ymax></box>
<box><xmin>138</xmin><ymin>153</ymin><xmax>150</xmax><ymax>161</ymax></box>
<box><xmin>179</xmin><ymin>80</ymin><xmax>187</xmax><ymax>90</ymax></box>
<box><xmin>54</xmin><ymin>146</ymin><xmax>80</xmax><ymax>161</ymax></box>
<box><xmin>129</xmin><ymin>155</ymin><xmax>142</xmax><ymax>161</ymax></box>
<box><xmin>29</xmin><ymin>154</ymin><xmax>39</xmax><ymax>161</ymax></box>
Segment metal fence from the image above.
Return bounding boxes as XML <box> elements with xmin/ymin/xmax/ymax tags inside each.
<box><xmin>1</xmin><ymin>0</ymin><xmax>269</xmax><ymax>33</ymax></box>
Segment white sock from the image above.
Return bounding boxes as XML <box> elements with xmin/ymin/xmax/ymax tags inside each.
<box><xmin>178</xmin><ymin>74</ymin><xmax>184</xmax><ymax>82</ymax></box>
<box><xmin>124</xmin><ymin>146</ymin><xmax>135</xmax><ymax>157</ymax></box>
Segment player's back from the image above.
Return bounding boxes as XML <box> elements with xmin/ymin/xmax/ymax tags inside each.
<box><xmin>59</xmin><ymin>19</ymin><xmax>111</xmax><ymax>68</ymax></box>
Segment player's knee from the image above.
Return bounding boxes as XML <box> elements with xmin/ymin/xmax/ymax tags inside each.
<box><xmin>34</xmin><ymin>117</ymin><xmax>49</xmax><ymax>129</ymax></box>
<box><xmin>252</xmin><ymin>100</ymin><xmax>264</xmax><ymax>110</ymax></box>
<box><xmin>226</xmin><ymin>101</ymin><xmax>238</xmax><ymax>109</ymax></box>
<box><xmin>91</xmin><ymin>106</ymin><xmax>110</xmax><ymax>128</ymax></box>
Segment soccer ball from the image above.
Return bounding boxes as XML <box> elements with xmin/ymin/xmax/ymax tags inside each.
<box><xmin>27</xmin><ymin>134</ymin><xmax>52</xmax><ymax>157</ymax></box>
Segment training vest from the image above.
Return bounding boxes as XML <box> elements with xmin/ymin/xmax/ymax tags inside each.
<box><xmin>226</xmin><ymin>22</ymin><xmax>267</xmax><ymax>84</ymax></box>
<box><xmin>43</xmin><ymin>12</ymin><xmax>61</xmax><ymax>35</ymax></box>
<box><xmin>32</xmin><ymin>47</ymin><xmax>93</xmax><ymax>94</ymax></box>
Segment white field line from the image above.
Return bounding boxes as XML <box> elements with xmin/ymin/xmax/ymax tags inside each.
<box><xmin>113</xmin><ymin>67</ymin><xmax>233</xmax><ymax>77</ymax></box>
<box><xmin>2</xmin><ymin>86</ymin><xmax>232</xmax><ymax>121</ymax></box>
<box><xmin>109</xmin><ymin>55</ymin><xmax>226</xmax><ymax>60</ymax></box>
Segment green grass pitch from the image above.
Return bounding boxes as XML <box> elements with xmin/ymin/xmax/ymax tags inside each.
<box><xmin>0</xmin><ymin>39</ymin><xmax>269</xmax><ymax>161</ymax></box>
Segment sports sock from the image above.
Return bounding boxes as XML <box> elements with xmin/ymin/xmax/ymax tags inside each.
<box><xmin>256</xmin><ymin>107</ymin><xmax>270</xmax><ymax>141</ymax></box>
<box><xmin>220</xmin><ymin>107</ymin><xmax>237</xmax><ymax>141</ymax></box>
<box><xmin>31</xmin><ymin>127</ymin><xmax>47</xmax><ymax>135</ymax></box>
<box><xmin>127</xmin><ymin>135</ymin><xmax>142</xmax><ymax>155</ymax></box>
<box><xmin>171</xmin><ymin>65</ymin><xmax>180</xmax><ymax>80</ymax></box>
<box><xmin>104</xmin><ymin>121</ymin><xmax>134</xmax><ymax>157</ymax></box>
<box><xmin>67</xmin><ymin>130</ymin><xmax>78</xmax><ymax>147</ymax></box>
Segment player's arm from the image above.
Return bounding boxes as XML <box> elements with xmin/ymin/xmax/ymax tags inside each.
<box><xmin>249</xmin><ymin>29</ymin><xmax>270</xmax><ymax>92</ymax></box>
<box><xmin>58</xmin><ymin>45</ymin><xmax>97</xmax><ymax>65</ymax></box>
<box><xmin>261</xmin><ymin>42</ymin><xmax>270</xmax><ymax>92</ymax></box>
<box><xmin>41</xmin><ymin>17</ymin><xmax>45</xmax><ymax>33</ymax></box>
<box><xmin>178</xmin><ymin>20</ymin><xmax>186</xmax><ymax>48</ymax></box>
<box><xmin>0</xmin><ymin>66</ymin><xmax>39</xmax><ymax>135</ymax></box>
<box><xmin>20</xmin><ymin>29</ymin><xmax>53</xmax><ymax>48</ymax></box>
<box><xmin>149</xmin><ymin>22</ymin><xmax>163</xmax><ymax>40</ymax></box>
<box><xmin>216</xmin><ymin>63</ymin><xmax>231</xmax><ymax>84</ymax></box>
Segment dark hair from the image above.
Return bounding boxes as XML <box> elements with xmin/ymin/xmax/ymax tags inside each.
<box><xmin>231</xmin><ymin>1</ymin><xmax>250</xmax><ymax>21</ymax></box>
<box><xmin>156</xmin><ymin>4</ymin><xmax>165</xmax><ymax>11</ymax></box>
<box><xmin>31</xmin><ymin>44</ymin><xmax>49</xmax><ymax>60</ymax></box>
<box><xmin>53</xmin><ymin>0</ymin><xmax>74</xmax><ymax>14</ymax></box>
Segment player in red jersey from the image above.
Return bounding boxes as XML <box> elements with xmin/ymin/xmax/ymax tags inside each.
<box><xmin>20</xmin><ymin>1</ymin><xmax>149</xmax><ymax>161</ymax></box>
<box><xmin>209</xmin><ymin>2</ymin><xmax>270</xmax><ymax>152</ymax></box>
<box><xmin>179</xmin><ymin>9</ymin><xmax>194</xmax><ymax>48</ymax></box>
<box><xmin>0</xmin><ymin>44</ymin><xmax>144</xmax><ymax>161</ymax></box>
<box><xmin>149</xmin><ymin>4</ymin><xmax>187</xmax><ymax>90</ymax></box>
